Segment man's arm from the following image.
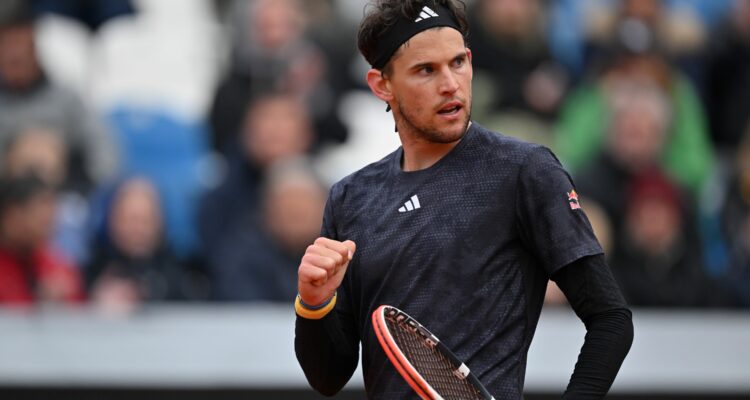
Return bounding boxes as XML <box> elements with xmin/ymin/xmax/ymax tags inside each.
<box><xmin>551</xmin><ymin>254</ymin><xmax>634</xmax><ymax>399</ymax></box>
<box><xmin>295</xmin><ymin>309</ymin><xmax>360</xmax><ymax>395</ymax></box>
<box><xmin>294</xmin><ymin>237</ymin><xmax>360</xmax><ymax>396</ymax></box>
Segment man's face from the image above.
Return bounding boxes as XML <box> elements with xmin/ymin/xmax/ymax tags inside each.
<box><xmin>0</xmin><ymin>24</ymin><xmax>40</xmax><ymax>90</ymax></box>
<box><xmin>610</xmin><ymin>101</ymin><xmax>666</xmax><ymax>172</ymax></box>
<box><xmin>242</xmin><ymin>96</ymin><xmax>312</xmax><ymax>168</ymax></box>
<box><xmin>264</xmin><ymin>177</ymin><xmax>326</xmax><ymax>255</ymax></box>
<box><xmin>1</xmin><ymin>191</ymin><xmax>56</xmax><ymax>251</ymax></box>
<box><xmin>109</xmin><ymin>179</ymin><xmax>162</xmax><ymax>259</ymax></box>
<box><xmin>386</xmin><ymin>27</ymin><xmax>472</xmax><ymax>144</ymax></box>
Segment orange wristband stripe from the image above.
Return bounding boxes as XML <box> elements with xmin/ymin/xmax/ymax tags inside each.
<box><xmin>295</xmin><ymin>292</ymin><xmax>337</xmax><ymax>320</ymax></box>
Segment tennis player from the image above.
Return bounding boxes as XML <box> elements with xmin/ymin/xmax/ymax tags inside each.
<box><xmin>295</xmin><ymin>0</ymin><xmax>633</xmax><ymax>398</ymax></box>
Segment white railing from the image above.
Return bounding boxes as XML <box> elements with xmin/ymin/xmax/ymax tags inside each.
<box><xmin>0</xmin><ymin>305</ymin><xmax>748</xmax><ymax>393</ymax></box>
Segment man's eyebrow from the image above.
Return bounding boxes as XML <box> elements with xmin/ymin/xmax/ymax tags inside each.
<box><xmin>408</xmin><ymin>51</ymin><xmax>466</xmax><ymax>71</ymax></box>
<box><xmin>452</xmin><ymin>51</ymin><xmax>468</xmax><ymax>61</ymax></box>
<box><xmin>409</xmin><ymin>61</ymin><xmax>433</xmax><ymax>71</ymax></box>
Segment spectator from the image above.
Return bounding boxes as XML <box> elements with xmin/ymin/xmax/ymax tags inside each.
<box><xmin>300</xmin><ymin>0</ymin><xmax>362</xmax><ymax>95</ymax></box>
<box><xmin>2</xmin><ymin>126</ymin><xmax>90</xmax><ymax>265</ymax></box>
<box><xmin>209</xmin><ymin>158</ymin><xmax>327</xmax><ymax>301</ymax></box>
<box><xmin>546</xmin><ymin>0</ymin><xmax>728</xmax><ymax>81</ymax></box>
<box><xmin>209</xmin><ymin>0</ymin><xmax>346</xmax><ymax>155</ymax></box>
<box><xmin>87</xmin><ymin>177</ymin><xmax>201</xmax><ymax>314</ymax></box>
<box><xmin>576</xmin><ymin>79</ymin><xmax>676</xmax><ymax>231</ymax></box>
<box><xmin>583</xmin><ymin>0</ymin><xmax>708</xmax><ymax>85</ymax></box>
<box><xmin>0</xmin><ymin>174</ymin><xmax>83</xmax><ymax>307</ymax></box>
<box><xmin>0</xmin><ymin>9</ymin><xmax>117</xmax><ymax>194</ymax></box>
<box><xmin>468</xmin><ymin>0</ymin><xmax>569</xmax><ymax>143</ymax></box>
<box><xmin>556</xmin><ymin>47</ymin><xmax>714</xmax><ymax>195</ymax></box>
<box><xmin>610</xmin><ymin>170</ymin><xmax>729</xmax><ymax>307</ymax></box>
<box><xmin>2</xmin><ymin>125</ymin><xmax>66</xmax><ymax>186</ymax></box>
<box><xmin>199</xmin><ymin>92</ymin><xmax>314</xmax><ymax>257</ymax></box>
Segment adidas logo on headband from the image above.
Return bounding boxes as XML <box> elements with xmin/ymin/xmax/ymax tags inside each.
<box><xmin>414</xmin><ymin>6</ymin><xmax>439</xmax><ymax>22</ymax></box>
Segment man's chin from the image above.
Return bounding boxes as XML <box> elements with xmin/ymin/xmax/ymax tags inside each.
<box><xmin>442</xmin><ymin>119</ymin><xmax>470</xmax><ymax>142</ymax></box>
<box><xmin>441</xmin><ymin>116</ymin><xmax>470</xmax><ymax>141</ymax></box>
<box><xmin>424</xmin><ymin>126</ymin><xmax>467</xmax><ymax>144</ymax></box>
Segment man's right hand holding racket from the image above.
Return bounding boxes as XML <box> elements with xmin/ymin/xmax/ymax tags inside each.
<box><xmin>297</xmin><ymin>238</ymin><xmax>356</xmax><ymax>312</ymax></box>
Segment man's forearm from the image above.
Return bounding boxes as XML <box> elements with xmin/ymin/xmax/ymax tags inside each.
<box><xmin>295</xmin><ymin>311</ymin><xmax>360</xmax><ymax>396</ymax></box>
<box><xmin>563</xmin><ymin>308</ymin><xmax>633</xmax><ymax>398</ymax></box>
<box><xmin>552</xmin><ymin>255</ymin><xmax>634</xmax><ymax>398</ymax></box>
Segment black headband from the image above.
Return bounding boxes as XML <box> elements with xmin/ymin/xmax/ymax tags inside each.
<box><xmin>370</xmin><ymin>0</ymin><xmax>462</xmax><ymax>70</ymax></box>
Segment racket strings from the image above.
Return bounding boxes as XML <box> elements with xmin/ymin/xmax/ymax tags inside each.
<box><xmin>387</xmin><ymin>318</ymin><xmax>484</xmax><ymax>399</ymax></box>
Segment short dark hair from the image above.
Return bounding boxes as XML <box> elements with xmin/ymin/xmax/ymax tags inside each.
<box><xmin>357</xmin><ymin>0</ymin><xmax>468</xmax><ymax>72</ymax></box>
<box><xmin>0</xmin><ymin>1</ymin><xmax>35</xmax><ymax>29</ymax></box>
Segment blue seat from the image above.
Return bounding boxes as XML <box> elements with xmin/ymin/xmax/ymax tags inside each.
<box><xmin>105</xmin><ymin>106</ymin><xmax>210</xmax><ymax>257</ymax></box>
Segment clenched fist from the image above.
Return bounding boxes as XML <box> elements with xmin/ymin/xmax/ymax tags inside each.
<box><xmin>298</xmin><ymin>237</ymin><xmax>356</xmax><ymax>306</ymax></box>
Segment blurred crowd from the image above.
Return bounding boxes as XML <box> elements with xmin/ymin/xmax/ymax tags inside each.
<box><xmin>0</xmin><ymin>0</ymin><xmax>749</xmax><ymax>313</ymax></box>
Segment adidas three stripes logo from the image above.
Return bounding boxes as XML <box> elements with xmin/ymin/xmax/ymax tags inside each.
<box><xmin>398</xmin><ymin>195</ymin><xmax>421</xmax><ymax>213</ymax></box>
<box><xmin>414</xmin><ymin>6</ymin><xmax>439</xmax><ymax>22</ymax></box>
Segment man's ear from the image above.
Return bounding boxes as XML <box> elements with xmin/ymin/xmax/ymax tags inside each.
<box><xmin>366</xmin><ymin>68</ymin><xmax>393</xmax><ymax>105</ymax></box>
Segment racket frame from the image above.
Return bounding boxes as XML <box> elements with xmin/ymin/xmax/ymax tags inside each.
<box><xmin>372</xmin><ymin>304</ymin><xmax>495</xmax><ymax>400</ymax></box>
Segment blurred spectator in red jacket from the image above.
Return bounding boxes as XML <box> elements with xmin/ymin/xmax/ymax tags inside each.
<box><xmin>0</xmin><ymin>173</ymin><xmax>83</xmax><ymax>307</ymax></box>
<box><xmin>2</xmin><ymin>125</ymin><xmax>92</xmax><ymax>267</ymax></box>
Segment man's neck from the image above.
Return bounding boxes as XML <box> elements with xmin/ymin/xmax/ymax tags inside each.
<box><xmin>398</xmin><ymin>122</ymin><xmax>471</xmax><ymax>172</ymax></box>
<box><xmin>399</xmin><ymin>137</ymin><xmax>459</xmax><ymax>171</ymax></box>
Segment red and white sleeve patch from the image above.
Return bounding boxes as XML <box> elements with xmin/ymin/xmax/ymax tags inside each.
<box><xmin>567</xmin><ymin>189</ymin><xmax>581</xmax><ymax>210</ymax></box>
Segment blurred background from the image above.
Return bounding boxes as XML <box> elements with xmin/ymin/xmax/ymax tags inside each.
<box><xmin>0</xmin><ymin>0</ymin><xmax>749</xmax><ymax>399</ymax></box>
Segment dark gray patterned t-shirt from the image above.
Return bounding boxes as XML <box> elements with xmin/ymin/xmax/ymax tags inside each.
<box><xmin>322</xmin><ymin>122</ymin><xmax>602</xmax><ymax>399</ymax></box>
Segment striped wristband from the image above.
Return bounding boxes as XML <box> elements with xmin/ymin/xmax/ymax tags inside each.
<box><xmin>295</xmin><ymin>292</ymin><xmax>337</xmax><ymax>320</ymax></box>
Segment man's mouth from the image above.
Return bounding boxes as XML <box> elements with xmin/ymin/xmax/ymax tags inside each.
<box><xmin>438</xmin><ymin>101</ymin><xmax>462</xmax><ymax>115</ymax></box>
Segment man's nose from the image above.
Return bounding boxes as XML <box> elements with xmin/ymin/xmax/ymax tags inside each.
<box><xmin>438</xmin><ymin>67</ymin><xmax>459</xmax><ymax>94</ymax></box>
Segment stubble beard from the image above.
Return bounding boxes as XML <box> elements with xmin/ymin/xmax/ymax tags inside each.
<box><xmin>395</xmin><ymin>98</ymin><xmax>471</xmax><ymax>144</ymax></box>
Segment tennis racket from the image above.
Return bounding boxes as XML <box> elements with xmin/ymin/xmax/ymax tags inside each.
<box><xmin>372</xmin><ymin>305</ymin><xmax>495</xmax><ymax>400</ymax></box>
